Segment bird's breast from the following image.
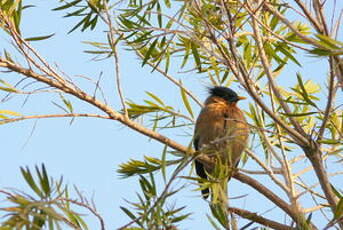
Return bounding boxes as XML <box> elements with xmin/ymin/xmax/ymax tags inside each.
<box><xmin>195</xmin><ymin>103</ymin><xmax>249</xmax><ymax>166</ymax></box>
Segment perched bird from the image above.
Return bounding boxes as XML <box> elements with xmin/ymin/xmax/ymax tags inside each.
<box><xmin>194</xmin><ymin>86</ymin><xmax>249</xmax><ymax>199</ymax></box>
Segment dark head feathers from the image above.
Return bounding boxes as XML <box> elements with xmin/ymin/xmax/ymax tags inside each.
<box><xmin>208</xmin><ymin>86</ymin><xmax>239</xmax><ymax>103</ymax></box>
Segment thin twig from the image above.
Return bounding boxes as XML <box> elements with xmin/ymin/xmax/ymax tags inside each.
<box><xmin>117</xmin><ymin>156</ymin><xmax>194</xmax><ymax>230</ymax></box>
<box><xmin>0</xmin><ymin>113</ymin><xmax>111</xmax><ymax>124</ymax></box>
<box><xmin>245</xmin><ymin>149</ymin><xmax>289</xmax><ymax>193</ymax></box>
<box><xmin>233</xmin><ymin>172</ymin><xmax>297</xmax><ymax>223</ymax></box>
<box><xmin>103</xmin><ymin>3</ymin><xmax>128</xmax><ymax>117</ymax></box>
<box><xmin>249</xmin><ymin>2</ymin><xmax>306</xmax><ymax>138</ymax></box>
<box><xmin>60</xmin><ymin>198</ymin><xmax>105</xmax><ymax>230</ymax></box>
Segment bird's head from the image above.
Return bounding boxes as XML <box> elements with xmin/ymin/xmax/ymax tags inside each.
<box><xmin>207</xmin><ymin>86</ymin><xmax>246</xmax><ymax>104</ymax></box>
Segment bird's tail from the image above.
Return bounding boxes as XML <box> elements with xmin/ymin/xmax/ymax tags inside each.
<box><xmin>195</xmin><ymin>160</ymin><xmax>210</xmax><ymax>199</ymax></box>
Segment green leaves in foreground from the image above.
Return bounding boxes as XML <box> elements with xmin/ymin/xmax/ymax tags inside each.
<box><xmin>118</xmin><ymin>149</ymin><xmax>191</xmax><ymax>229</ymax></box>
<box><xmin>0</xmin><ymin>164</ymin><xmax>93</xmax><ymax>230</ymax></box>
<box><xmin>52</xmin><ymin>0</ymin><xmax>102</xmax><ymax>34</ymax></box>
<box><xmin>118</xmin><ymin>155</ymin><xmax>183</xmax><ymax>178</ymax></box>
<box><xmin>124</xmin><ymin>91</ymin><xmax>194</xmax><ymax>130</ymax></box>
<box><xmin>119</xmin><ymin>173</ymin><xmax>191</xmax><ymax>230</ymax></box>
<box><xmin>309</xmin><ymin>34</ymin><xmax>343</xmax><ymax>57</ymax></box>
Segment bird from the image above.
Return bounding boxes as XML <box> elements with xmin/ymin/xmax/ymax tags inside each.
<box><xmin>193</xmin><ymin>86</ymin><xmax>249</xmax><ymax>200</ymax></box>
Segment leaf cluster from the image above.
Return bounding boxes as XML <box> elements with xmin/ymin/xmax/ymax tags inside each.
<box><xmin>0</xmin><ymin>165</ymin><xmax>90</xmax><ymax>230</ymax></box>
<box><xmin>119</xmin><ymin>173</ymin><xmax>190</xmax><ymax>230</ymax></box>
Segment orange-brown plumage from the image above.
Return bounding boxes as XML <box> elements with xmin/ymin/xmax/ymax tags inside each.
<box><xmin>194</xmin><ymin>87</ymin><xmax>249</xmax><ymax>199</ymax></box>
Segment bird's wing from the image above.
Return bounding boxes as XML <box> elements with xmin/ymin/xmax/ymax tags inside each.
<box><xmin>194</xmin><ymin>122</ymin><xmax>210</xmax><ymax>199</ymax></box>
<box><xmin>194</xmin><ymin>136</ymin><xmax>208</xmax><ymax>180</ymax></box>
<box><xmin>193</xmin><ymin>136</ymin><xmax>200</xmax><ymax>151</ymax></box>
<box><xmin>225</xmin><ymin>108</ymin><xmax>249</xmax><ymax>167</ymax></box>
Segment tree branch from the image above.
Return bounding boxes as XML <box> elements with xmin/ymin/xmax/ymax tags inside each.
<box><xmin>103</xmin><ymin>2</ymin><xmax>128</xmax><ymax>117</ymax></box>
<box><xmin>249</xmin><ymin>2</ymin><xmax>306</xmax><ymax>137</ymax></box>
<box><xmin>0</xmin><ymin>58</ymin><xmax>189</xmax><ymax>153</ymax></box>
<box><xmin>306</xmin><ymin>150</ymin><xmax>338</xmax><ymax>211</ymax></box>
<box><xmin>233</xmin><ymin>172</ymin><xmax>313</xmax><ymax>229</ymax></box>
<box><xmin>228</xmin><ymin>206</ymin><xmax>296</xmax><ymax>230</ymax></box>
<box><xmin>0</xmin><ymin>113</ymin><xmax>111</xmax><ymax>125</ymax></box>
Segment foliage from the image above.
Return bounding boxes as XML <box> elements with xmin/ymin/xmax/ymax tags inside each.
<box><xmin>0</xmin><ymin>0</ymin><xmax>343</xmax><ymax>229</ymax></box>
<box><xmin>0</xmin><ymin>164</ymin><xmax>96</xmax><ymax>230</ymax></box>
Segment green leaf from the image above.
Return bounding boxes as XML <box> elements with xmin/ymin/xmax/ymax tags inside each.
<box><xmin>281</xmin><ymin>112</ymin><xmax>317</xmax><ymax>117</ymax></box>
<box><xmin>206</xmin><ymin>214</ymin><xmax>222</xmax><ymax>230</ymax></box>
<box><xmin>63</xmin><ymin>7</ymin><xmax>87</xmax><ymax>18</ymax></box>
<box><xmin>277</xmin><ymin>44</ymin><xmax>301</xmax><ymax>66</ymax></box>
<box><xmin>210</xmin><ymin>204</ymin><xmax>228</xmax><ymax>228</ymax></box>
<box><xmin>331</xmin><ymin>184</ymin><xmax>342</xmax><ymax>199</ymax></box>
<box><xmin>156</xmin><ymin>2</ymin><xmax>162</xmax><ymax>27</ymax></box>
<box><xmin>20</xmin><ymin>166</ymin><xmax>43</xmax><ymax>198</ymax></box>
<box><xmin>179</xmin><ymin>81</ymin><xmax>194</xmax><ymax>118</ymax></box>
<box><xmin>0</xmin><ymin>86</ymin><xmax>17</xmax><ymax>92</ymax></box>
<box><xmin>142</xmin><ymin>39</ymin><xmax>158</xmax><ymax>66</ymax></box>
<box><xmin>40</xmin><ymin>164</ymin><xmax>51</xmax><ymax>197</ymax></box>
<box><xmin>191</xmin><ymin>42</ymin><xmax>202</xmax><ymax>72</ymax></box>
<box><xmin>334</xmin><ymin>197</ymin><xmax>343</xmax><ymax>219</ymax></box>
<box><xmin>120</xmin><ymin>207</ymin><xmax>144</xmax><ymax>227</ymax></box>
<box><xmin>146</xmin><ymin>91</ymin><xmax>165</xmax><ymax>106</ymax></box>
<box><xmin>171</xmin><ymin>213</ymin><xmax>191</xmax><ymax>223</ymax></box>
<box><xmin>52</xmin><ymin>0</ymin><xmax>81</xmax><ymax>11</ymax></box>
<box><xmin>68</xmin><ymin>15</ymin><xmax>88</xmax><ymax>34</ymax></box>
<box><xmin>318</xmin><ymin>139</ymin><xmax>342</xmax><ymax>145</ymax></box>
<box><xmin>25</xmin><ymin>33</ymin><xmax>55</xmax><ymax>41</ymax></box>
<box><xmin>59</xmin><ymin>94</ymin><xmax>73</xmax><ymax>113</ymax></box>
<box><xmin>295</xmin><ymin>73</ymin><xmax>317</xmax><ymax>107</ymax></box>
<box><xmin>315</xmin><ymin>34</ymin><xmax>343</xmax><ymax>49</ymax></box>
<box><xmin>1</xmin><ymin>0</ymin><xmax>13</xmax><ymax>11</ymax></box>
<box><xmin>164</xmin><ymin>0</ymin><xmax>171</xmax><ymax>8</ymax></box>
<box><xmin>139</xmin><ymin>176</ymin><xmax>154</xmax><ymax>199</ymax></box>
<box><xmin>161</xmin><ymin>145</ymin><xmax>167</xmax><ymax>182</ymax></box>
<box><xmin>181</xmin><ymin>41</ymin><xmax>190</xmax><ymax>69</ymax></box>
<box><xmin>3</xmin><ymin>49</ymin><xmax>14</xmax><ymax>62</ymax></box>
<box><xmin>73</xmin><ymin>214</ymin><xmax>89</xmax><ymax>230</ymax></box>
<box><xmin>12</xmin><ymin>0</ymin><xmax>22</xmax><ymax>33</ymax></box>
<box><xmin>309</xmin><ymin>48</ymin><xmax>337</xmax><ymax>56</ymax></box>
<box><xmin>0</xmin><ymin>79</ymin><xmax>18</xmax><ymax>93</ymax></box>
<box><xmin>264</xmin><ymin>42</ymin><xmax>286</xmax><ymax>65</ymax></box>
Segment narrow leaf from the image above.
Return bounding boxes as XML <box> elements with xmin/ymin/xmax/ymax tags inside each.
<box><xmin>334</xmin><ymin>197</ymin><xmax>343</xmax><ymax>219</ymax></box>
<box><xmin>191</xmin><ymin>42</ymin><xmax>202</xmax><ymax>72</ymax></box>
<box><xmin>179</xmin><ymin>81</ymin><xmax>194</xmax><ymax>118</ymax></box>
<box><xmin>142</xmin><ymin>39</ymin><xmax>158</xmax><ymax>66</ymax></box>
<box><xmin>25</xmin><ymin>33</ymin><xmax>55</xmax><ymax>41</ymax></box>
<box><xmin>52</xmin><ymin>0</ymin><xmax>81</xmax><ymax>11</ymax></box>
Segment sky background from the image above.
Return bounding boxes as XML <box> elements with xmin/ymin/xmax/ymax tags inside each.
<box><xmin>0</xmin><ymin>1</ymin><xmax>342</xmax><ymax>230</ymax></box>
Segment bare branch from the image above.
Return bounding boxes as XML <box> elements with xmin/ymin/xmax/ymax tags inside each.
<box><xmin>60</xmin><ymin>198</ymin><xmax>105</xmax><ymax>230</ymax></box>
<box><xmin>249</xmin><ymin>2</ymin><xmax>306</xmax><ymax>138</ymax></box>
<box><xmin>245</xmin><ymin>149</ymin><xmax>289</xmax><ymax>193</ymax></box>
<box><xmin>0</xmin><ymin>113</ymin><xmax>111</xmax><ymax>125</ymax></box>
<box><xmin>0</xmin><ymin>58</ymin><xmax>189</xmax><ymax>153</ymax></box>
<box><xmin>293</xmin><ymin>0</ymin><xmax>324</xmax><ymax>33</ymax></box>
<box><xmin>233</xmin><ymin>172</ymin><xmax>299</xmax><ymax>225</ymax></box>
<box><xmin>228</xmin><ymin>206</ymin><xmax>296</xmax><ymax>230</ymax></box>
<box><xmin>103</xmin><ymin>2</ymin><xmax>128</xmax><ymax>117</ymax></box>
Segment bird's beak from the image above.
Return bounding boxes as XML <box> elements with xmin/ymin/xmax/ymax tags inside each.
<box><xmin>237</xmin><ymin>96</ymin><xmax>247</xmax><ymax>101</ymax></box>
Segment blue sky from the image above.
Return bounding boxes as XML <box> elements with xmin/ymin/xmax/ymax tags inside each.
<box><xmin>1</xmin><ymin>1</ymin><xmax>342</xmax><ymax>229</ymax></box>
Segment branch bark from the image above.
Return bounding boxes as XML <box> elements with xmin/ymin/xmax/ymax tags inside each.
<box><xmin>305</xmin><ymin>149</ymin><xmax>339</xmax><ymax>211</ymax></box>
<box><xmin>0</xmin><ymin>58</ymin><xmax>189</xmax><ymax>153</ymax></box>
<box><xmin>0</xmin><ymin>113</ymin><xmax>111</xmax><ymax>124</ymax></box>
<box><xmin>233</xmin><ymin>172</ymin><xmax>311</xmax><ymax>229</ymax></box>
<box><xmin>228</xmin><ymin>206</ymin><xmax>296</xmax><ymax>230</ymax></box>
